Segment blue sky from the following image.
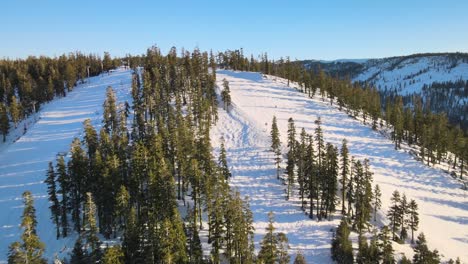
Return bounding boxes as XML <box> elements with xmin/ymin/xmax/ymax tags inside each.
<box><xmin>2</xmin><ymin>0</ymin><xmax>468</xmax><ymax>60</ymax></box>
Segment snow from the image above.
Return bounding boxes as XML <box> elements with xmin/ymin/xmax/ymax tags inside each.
<box><xmin>0</xmin><ymin>65</ymin><xmax>466</xmax><ymax>263</ymax></box>
<box><xmin>353</xmin><ymin>55</ymin><xmax>468</xmax><ymax>96</ymax></box>
<box><xmin>211</xmin><ymin>70</ymin><xmax>468</xmax><ymax>263</ymax></box>
<box><xmin>0</xmin><ymin>68</ymin><xmax>133</xmax><ymax>262</ymax></box>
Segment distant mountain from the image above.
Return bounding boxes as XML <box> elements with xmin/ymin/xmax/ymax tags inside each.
<box><xmin>301</xmin><ymin>53</ymin><xmax>468</xmax><ymax>130</ymax></box>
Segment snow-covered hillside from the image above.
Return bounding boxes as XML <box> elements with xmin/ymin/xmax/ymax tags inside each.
<box><xmin>212</xmin><ymin>70</ymin><xmax>467</xmax><ymax>263</ymax></box>
<box><xmin>0</xmin><ymin>68</ymin><xmax>132</xmax><ymax>262</ymax></box>
<box><xmin>303</xmin><ymin>53</ymin><xmax>468</xmax><ymax>129</ymax></box>
<box><xmin>353</xmin><ymin>54</ymin><xmax>468</xmax><ymax>96</ymax></box>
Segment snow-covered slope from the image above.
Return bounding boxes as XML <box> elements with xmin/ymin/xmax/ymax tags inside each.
<box><xmin>212</xmin><ymin>70</ymin><xmax>467</xmax><ymax>262</ymax></box>
<box><xmin>353</xmin><ymin>54</ymin><xmax>468</xmax><ymax>96</ymax></box>
<box><xmin>0</xmin><ymin>68</ymin><xmax>132</xmax><ymax>262</ymax></box>
<box><xmin>303</xmin><ymin>53</ymin><xmax>468</xmax><ymax>129</ymax></box>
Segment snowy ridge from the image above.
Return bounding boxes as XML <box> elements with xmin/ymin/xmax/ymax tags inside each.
<box><xmin>212</xmin><ymin>70</ymin><xmax>467</xmax><ymax>263</ymax></box>
<box><xmin>353</xmin><ymin>54</ymin><xmax>468</xmax><ymax>96</ymax></box>
<box><xmin>0</xmin><ymin>68</ymin><xmax>133</xmax><ymax>262</ymax></box>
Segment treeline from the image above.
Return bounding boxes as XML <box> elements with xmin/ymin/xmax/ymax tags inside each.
<box><xmin>36</xmin><ymin>46</ymin><xmax>259</xmax><ymax>263</ymax></box>
<box><xmin>0</xmin><ymin>52</ymin><xmax>121</xmax><ymax>141</ymax></box>
<box><xmin>219</xmin><ymin>50</ymin><xmax>467</xmax><ymax>181</ymax></box>
<box><xmin>268</xmin><ymin>115</ymin><xmax>451</xmax><ymax>263</ymax></box>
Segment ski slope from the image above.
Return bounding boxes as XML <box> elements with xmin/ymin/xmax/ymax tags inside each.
<box><xmin>0</xmin><ymin>68</ymin><xmax>132</xmax><ymax>262</ymax></box>
<box><xmin>212</xmin><ymin>70</ymin><xmax>468</xmax><ymax>262</ymax></box>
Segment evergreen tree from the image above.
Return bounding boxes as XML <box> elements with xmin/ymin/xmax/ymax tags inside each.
<box><xmin>408</xmin><ymin>199</ymin><xmax>419</xmax><ymax>244</ymax></box>
<box><xmin>277</xmin><ymin>233</ymin><xmax>290</xmax><ymax>264</ymax></box>
<box><xmin>286</xmin><ymin>118</ymin><xmax>296</xmax><ymax>200</ymax></box>
<box><xmin>0</xmin><ymin>103</ymin><xmax>9</xmax><ymax>142</ymax></box>
<box><xmin>8</xmin><ymin>191</ymin><xmax>46</xmax><ymax>264</ymax></box>
<box><xmin>221</xmin><ymin>78</ymin><xmax>232</xmax><ymax>111</ymax></box>
<box><xmin>69</xmin><ymin>237</ymin><xmax>86</xmax><ymax>264</ymax></box>
<box><xmin>258</xmin><ymin>212</ymin><xmax>278</xmax><ymax>264</ymax></box>
<box><xmin>412</xmin><ymin>233</ymin><xmax>440</xmax><ymax>264</ymax></box>
<box><xmin>400</xmin><ymin>193</ymin><xmax>409</xmax><ymax>241</ymax></box>
<box><xmin>400</xmin><ymin>255</ymin><xmax>412</xmax><ymax>264</ymax></box>
<box><xmin>387</xmin><ymin>190</ymin><xmax>402</xmax><ymax>241</ymax></box>
<box><xmin>378</xmin><ymin>226</ymin><xmax>395</xmax><ymax>264</ymax></box>
<box><xmin>218</xmin><ymin>139</ymin><xmax>231</xmax><ymax>181</ymax></box>
<box><xmin>372</xmin><ymin>184</ymin><xmax>382</xmax><ymax>222</ymax></box>
<box><xmin>83</xmin><ymin>193</ymin><xmax>101</xmax><ymax>263</ymax></box>
<box><xmin>331</xmin><ymin>218</ymin><xmax>353</xmax><ymax>264</ymax></box>
<box><xmin>293</xmin><ymin>252</ymin><xmax>307</xmax><ymax>264</ymax></box>
<box><xmin>270</xmin><ymin>116</ymin><xmax>282</xmax><ymax>179</ymax></box>
<box><xmin>10</xmin><ymin>96</ymin><xmax>21</xmax><ymax>128</ymax></box>
<box><xmin>102</xmin><ymin>246</ymin><xmax>124</xmax><ymax>264</ymax></box>
<box><xmin>45</xmin><ymin>162</ymin><xmax>60</xmax><ymax>239</ymax></box>
<box><xmin>340</xmin><ymin>139</ymin><xmax>349</xmax><ymax>215</ymax></box>
<box><xmin>258</xmin><ymin>212</ymin><xmax>290</xmax><ymax>264</ymax></box>
<box><xmin>56</xmin><ymin>155</ymin><xmax>69</xmax><ymax>237</ymax></box>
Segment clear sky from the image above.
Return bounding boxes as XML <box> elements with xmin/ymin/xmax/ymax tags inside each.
<box><xmin>2</xmin><ymin>0</ymin><xmax>468</xmax><ymax>60</ymax></box>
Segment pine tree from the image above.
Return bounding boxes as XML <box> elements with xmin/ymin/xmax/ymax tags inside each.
<box><xmin>400</xmin><ymin>193</ymin><xmax>409</xmax><ymax>241</ymax></box>
<box><xmin>372</xmin><ymin>184</ymin><xmax>382</xmax><ymax>222</ymax></box>
<box><xmin>408</xmin><ymin>199</ymin><xmax>419</xmax><ymax>244</ymax></box>
<box><xmin>221</xmin><ymin>78</ymin><xmax>232</xmax><ymax>111</ymax></box>
<box><xmin>0</xmin><ymin>103</ymin><xmax>9</xmax><ymax>142</ymax></box>
<box><xmin>331</xmin><ymin>217</ymin><xmax>353</xmax><ymax>264</ymax></box>
<box><xmin>45</xmin><ymin>162</ymin><xmax>60</xmax><ymax>239</ymax></box>
<box><xmin>297</xmin><ymin>128</ymin><xmax>307</xmax><ymax>210</ymax></box>
<box><xmin>102</xmin><ymin>52</ymin><xmax>113</xmax><ymax>72</ymax></box>
<box><xmin>271</xmin><ymin>116</ymin><xmax>282</xmax><ymax>179</ymax></box>
<box><xmin>8</xmin><ymin>191</ymin><xmax>46</xmax><ymax>264</ymax></box>
<box><xmin>258</xmin><ymin>211</ymin><xmax>290</xmax><ymax>264</ymax></box>
<box><xmin>387</xmin><ymin>190</ymin><xmax>402</xmax><ymax>241</ymax></box>
<box><xmin>286</xmin><ymin>118</ymin><xmax>296</xmax><ymax>200</ymax></box>
<box><xmin>56</xmin><ymin>155</ymin><xmax>69</xmax><ymax>237</ymax></box>
<box><xmin>378</xmin><ymin>226</ymin><xmax>395</xmax><ymax>264</ymax></box>
<box><xmin>356</xmin><ymin>235</ymin><xmax>370</xmax><ymax>264</ymax></box>
<box><xmin>103</xmin><ymin>86</ymin><xmax>118</xmax><ymax>134</ymax></box>
<box><xmin>83</xmin><ymin>192</ymin><xmax>101</xmax><ymax>263</ymax></box>
<box><xmin>218</xmin><ymin>139</ymin><xmax>231</xmax><ymax>181</ymax></box>
<box><xmin>258</xmin><ymin>212</ymin><xmax>278</xmax><ymax>264</ymax></box>
<box><xmin>277</xmin><ymin>232</ymin><xmax>290</xmax><ymax>264</ymax></box>
<box><xmin>400</xmin><ymin>255</ymin><xmax>412</xmax><ymax>264</ymax></box>
<box><xmin>10</xmin><ymin>96</ymin><xmax>21</xmax><ymax>128</ymax></box>
<box><xmin>413</xmin><ymin>233</ymin><xmax>440</xmax><ymax>264</ymax></box>
<box><xmin>286</xmin><ymin>147</ymin><xmax>295</xmax><ymax>200</ymax></box>
<box><xmin>340</xmin><ymin>139</ymin><xmax>349</xmax><ymax>215</ymax></box>
<box><xmin>102</xmin><ymin>246</ymin><xmax>124</xmax><ymax>264</ymax></box>
<box><xmin>69</xmin><ymin>237</ymin><xmax>86</xmax><ymax>264</ymax></box>
<box><xmin>293</xmin><ymin>252</ymin><xmax>306</xmax><ymax>264</ymax></box>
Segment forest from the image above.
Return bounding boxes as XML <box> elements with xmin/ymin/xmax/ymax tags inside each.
<box><xmin>2</xmin><ymin>47</ymin><xmax>465</xmax><ymax>264</ymax></box>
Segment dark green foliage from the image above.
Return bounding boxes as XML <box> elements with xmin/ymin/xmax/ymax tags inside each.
<box><xmin>0</xmin><ymin>103</ymin><xmax>9</xmax><ymax>142</ymax></box>
<box><xmin>340</xmin><ymin>139</ymin><xmax>349</xmax><ymax>214</ymax></box>
<box><xmin>412</xmin><ymin>233</ymin><xmax>440</xmax><ymax>264</ymax></box>
<box><xmin>387</xmin><ymin>190</ymin><xmax>402</xmax><ymax>241</ymax></box>
<box><xmin>221</xmin><ymin>78</ymin><xmax>232</xmax><ymax>111</ymax></box>
<box><xmin>8</xmin><ymin>191</ymin><xmax>46</xmax><ymax>264</ymax></box>
<box><xmin>331</xmin><ymin>218</ymin><xmax>353</xmax><ymax>264</ymax></box>
<box><xmin>0</xmin><ymin>53</ymin><xmax>105</xmax><ymax>137</ymax></box>
<box><xmin>45</xmin><ymin>162</ymin><xmax>60</xmax><ymax>239</ymax></box>
<box><xmin>372</xmin><ymin>184</ymin><xmax>382</xmax><ymax>222</ymax></box>
<box><xmin>378</xmin><ymin>226</ymin><xmax>395</xmax><ymax>264</ymax></box>
<box><xmin>102</xmin><ymin>246</ymin><xmax>124</xmax><ymax>264</ymax></box>
<box><xmin>293</xmin><ymin>252</ymin><xmax>307</xmax><ymax>264</ymax></box>
<box><xmin>218</xmin><ymin>140</ymin><xmax>231</xmax><ymax>181</ymax></box>
<box><xmin>408</xmin><ymin>199</ymin><xmax>419</xmax><ymax>244</ymax></box>
<box><xmin>271</xmin><ymin>115</ymin><xmax>282</xmax><ymax>179</ymax></box>
<box><xmin>258</xmin><ymin>212</ymin><xmax>290</xmax><ymax>264</ymax></box>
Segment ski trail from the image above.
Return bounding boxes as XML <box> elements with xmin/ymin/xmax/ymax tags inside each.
<box><xmin>213</xmin><ymin>70</ymin><xmax>468</xmax><ymax>263</ymax></box>
<box><xmin>212</xmin><ymin>93</ymin><xmax>337</xmax><ymax>263</ymax></box>
<box><xmin>0</xmin><ymin>68</ymin><xmax>132</xmax><ymax>262</ymax></box>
